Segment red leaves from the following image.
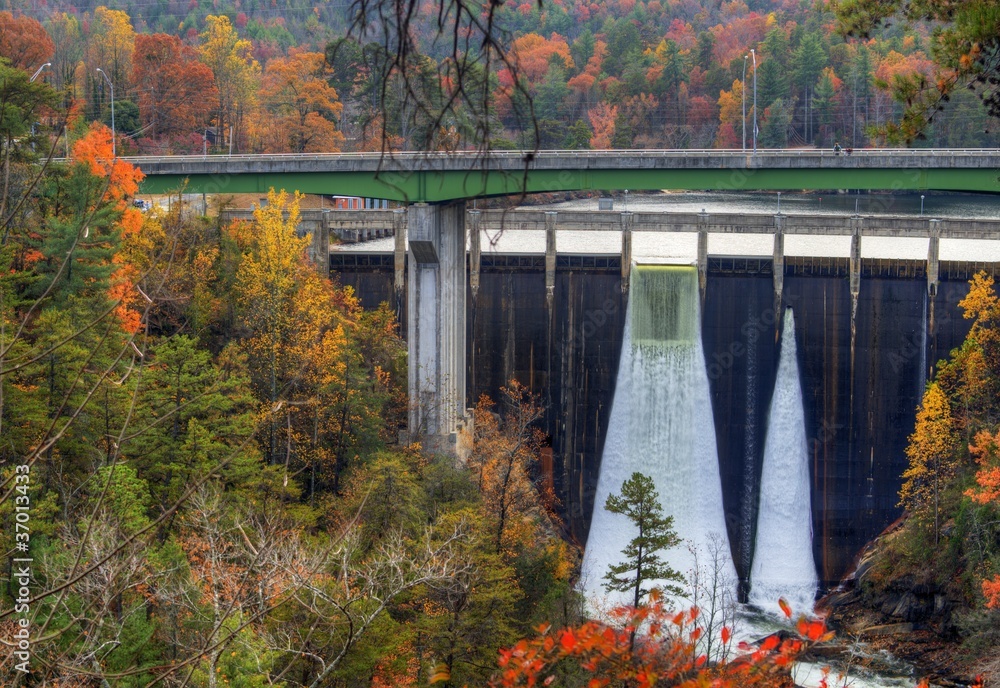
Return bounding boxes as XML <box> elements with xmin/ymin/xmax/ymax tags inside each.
<box><xmin>799</xmin><ymin>619</ymin><xmax>826</xmax><ymax>642</ymax></box>
<box><xmin>778</xmin><ymin>597</ymin><xmax>792</xmax><ymax>618</ymax></box>
<box><xmin>492</xmin><ymin>601</ymin><xmax>830</xmax><ymax>687</ymax></box>
<box><xmin>559</xmin><ymin>629</ymin><xmax>577</xmax><ymax>651</ymax></box>
<box><xmin>982</xmin><ymin>575</ymin><xmax>1000</xmax><ymax>609</ymax></box>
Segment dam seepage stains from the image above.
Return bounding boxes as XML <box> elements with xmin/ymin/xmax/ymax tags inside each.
<box><xmin>335</xmin><ymin>254</ymin><xmax>981</xmax><ymax>590</ymax></box>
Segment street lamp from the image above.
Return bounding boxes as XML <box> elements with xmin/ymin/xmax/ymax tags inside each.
<box><xmin>30</xmin><ymin>62</ymin><xmax>51</xmax><ymax>82</ymax></box>
<box><xmin>96</xmin><ymin>68</ymin><xmax>115</xmax><ymax>157</ymax></box>
<box><xmin>920</xmin><ymin>195</ymin><xmax>925</xmax><ymax>216</ymax></box>
<box><xmin>742</xmin><ymin>55</ymin><xmax>748</xmax><ymax>151</ymax></box>
<box><xmin>28</xmin><ymin>63</ymin><xmax>51</xmax><ymax>145</ymax></box>
<box><xmin>777</xmin><ymin>191</ymin><xmax>781</xmax><ymax>215</ymax></box>
<box><xmin>750</xmin><ymin>49</ymin><xmax>758</xmax><ymax>154</ymax></box>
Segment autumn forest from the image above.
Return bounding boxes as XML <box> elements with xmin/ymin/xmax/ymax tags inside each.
<box><xmin>2</xmin><ymin>0</ymin><xmax>1000</xmax><ymax>684</ymax></box>
<box><xmin>3</xmin><ymin>0</ymin><xmax>1000</xmax><ymax>156</ymax></box>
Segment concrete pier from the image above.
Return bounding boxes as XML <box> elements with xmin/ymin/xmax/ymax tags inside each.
<box><xmin>773</xmin><ymin>214</ymin><xmax>785</xmax><ymax>316</ymax></box>
<box><xmin>469</xmin><ymin>210</ymin><xmax>482</xmax><ymax>299</ymax></box>
<box><xmin>850</xmin><ymin>217</ymin><xmax>863</xmax><ymax>318</ymax></box>
<box><xmin>407</xmin><ymin>202</ymin><xmax>472</xmax><ymax>459</ymax></box>
<box><xmin>545</xmin><ymin>212</ymin><xmax>557</xmax><ymax>307</ymax></box>
<box><xmin>621</xmin><ymin>212</ymin><xmax>633</xmax><ymax>292</ymax></box>
<box><xmin>697</xmin><ymin>213</ymin><xmax>709</xmax><ymax>306</ymax></box>
<box><xmin>927</xmin><ymin>219</ymin><xmax>941</xmax><ymax>297</ymax></box>
<box><xmin>393</xmin><ymin>209</ymin><xmax>406</xmax><ymax>295</ymax></box>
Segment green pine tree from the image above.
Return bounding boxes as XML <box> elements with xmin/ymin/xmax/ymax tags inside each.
<box><xmin>603</xmin><ymin>472</ymin><xmax>685</xmax><ymax>608</ymax></box>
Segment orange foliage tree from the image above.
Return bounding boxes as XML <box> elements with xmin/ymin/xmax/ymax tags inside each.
<box><xmin>716</xmin><ymin>79</ymin><xmax>746</xmax><ymax>148</ymax></box>
<box><xmin>132</xmin><ymin>33</ymin><xmax>218</xmax><ymax>143</ymax></box>
<box><xmin>258</xmin><ymin>50</ymin><xmax>345</xmax><ymax>153</ymax></box>
<box><xmin>471</xmin><ymin>381</ymin><xmax>547</xmax><ymax>556</ymax></box>
<box><xmin>0</xmin><ymin>12</ymin><xmax>54</xmax><ymax>71</ymax></box>
<box><xmin>511</xmin><ymin>33</ymin><xmax>574</xmax><ymax>83</ymax></box>
<box><xmin>71</xmin><ymin>123</ymin><xmax>146</xmax><ymax>334</ymax></box>
<box><xmin>588</xmin><ymin>102</ymin><xmax>617</xmax><ymax>149</ymax></box>
<box><xmin>966</xmin><ymin>429</ymin><xmax>1000</xmax><ymax>609</ymax></box>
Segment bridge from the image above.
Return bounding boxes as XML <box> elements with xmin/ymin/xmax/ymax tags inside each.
<box><xmin>131</xmin><ymin>149</ymin><xmax>1000</xmax><ymax>202</ymax></box>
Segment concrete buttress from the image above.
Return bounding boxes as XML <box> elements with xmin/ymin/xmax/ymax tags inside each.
<box><xmin>407</xmin><ymin>202</ymin><xmax>472</xmax><ymax>459</ymax></box>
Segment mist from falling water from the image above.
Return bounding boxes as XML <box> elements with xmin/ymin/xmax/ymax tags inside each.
<box><xmin>750</xmin><ymin>308</ymin><xmax>819</xmax><ymax>616</ymax></box>
<box><xmin>581</xmin><ymin>266</ymin><xmax>737</xmax><ymax>608</ymax></box>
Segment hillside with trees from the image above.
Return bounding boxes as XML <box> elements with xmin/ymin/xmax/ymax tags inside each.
<box><xmin>3</xmin><ymin>0</ymin><xmax>999</xmax><ymax>154</ymax></box>
<box><xmin>823</xmin><ymin>273</ymin><xmax>1000</xmax><ymax>684</ymax></box>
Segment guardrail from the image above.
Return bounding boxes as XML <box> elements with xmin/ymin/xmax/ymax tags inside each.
<box><xmin>48</xmin><ymin>147</ymin><xmax>1000</xmax><ymax>166</ymax></box>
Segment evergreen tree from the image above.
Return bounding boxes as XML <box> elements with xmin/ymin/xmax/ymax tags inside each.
<box><xmin>603</xmin><ymin>472</ymin><xmax>685</xmax><ymax>607</ymax></box>
<box><xmin>563</xmin><ymin>120</ymin><xmax>592</xmax><ymax>149</ymax></box>
<box><xmin>812</xmin><ymin>70</ymin><xmax>837</xmax><ymax>144</ymax></box>
<box><xmin>758</xmin><ymin>28</ymin><xmax>791</xmax><ymax>109</ymax></box>
<box><xmin>792</xmin><ymin>32</ymin><xmax>827</xmax><ymax>142</ymax></box>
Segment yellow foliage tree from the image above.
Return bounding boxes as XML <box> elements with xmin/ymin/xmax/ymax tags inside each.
<box><xmin>936</xmin><ymin>272</ymin><xmax>1000</xmax><ymax>437</ymax></box>
<box><xmin>900</xmin><ymin>382</ymin><xmax>958</xmax><ymax>542</ymax></box>
<box><xmin>471</xmin><ymin>381</ymin><xmax>547</xmax><ymax>556</ymax></box>
<box><xmin>959</xmin><ymin>272</ymin><xmax>1000</xmax><ymax>353</ymax></box>
<box><xmin>234</xmin><ymin>190</ymin><xmax>314</xmax><ymax>459</ymax></box>
<box><xmin>199</xmin><ymin>15</ymin><xmax>260</xmax><ymax>152</ymax></box>
<box><xmin>87</xmin><ymin>6</ymin><xmax>135</xmax><ymax>91</ymax></box>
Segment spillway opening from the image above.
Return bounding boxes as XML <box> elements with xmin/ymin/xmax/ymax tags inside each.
<box><xmin>631</xmin><ymin>265</ymin><xmax>699</xmax><ymax>345</ymax></box>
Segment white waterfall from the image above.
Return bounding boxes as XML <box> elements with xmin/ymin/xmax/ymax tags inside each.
<box><xmin>750</xmin><ymin>308</ymin><xmax>818</xmax><ymax>616</ymax></box>
<box><xmin>581</xmin><ymin>266</ymin><xmax>737</xmax><ymax>609</ymax></box>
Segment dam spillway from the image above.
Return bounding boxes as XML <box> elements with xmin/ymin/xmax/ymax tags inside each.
<box><xmin>331</xmin><ymin>210</ymin><xmax>999</xmax><ymax>591</ymax></box>
<box><xmin>580</xmin><ymin>266</ymin><xmax>737</xmax><ymax>605</ymax></box>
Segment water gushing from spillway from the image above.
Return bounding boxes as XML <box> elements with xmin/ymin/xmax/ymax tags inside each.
<box><xmin>581</xmin><ymin>266</ymin><xmax>737</xmax><ymax>608</ymax></box>
<box><xmin>750</xmin><ymin>308</ymin><xmax>818</xmax><ymax>616</ymax></box>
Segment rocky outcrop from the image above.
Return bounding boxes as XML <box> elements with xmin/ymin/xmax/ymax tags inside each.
<box><xmin>816</xmin><ymin>520</ymin><xmax>981</xmax><ymax>687</ymax></box>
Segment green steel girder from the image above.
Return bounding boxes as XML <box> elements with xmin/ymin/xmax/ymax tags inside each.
<box><xmin>138</xmin><ymin>166</ymin><xmax>1000</xmax><ymax>201</ymax></box>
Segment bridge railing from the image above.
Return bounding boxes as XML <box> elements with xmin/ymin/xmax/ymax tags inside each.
<box><xmin>49</xmin><ymin>148</ymin><xmax>1000</xmax><ymax>166</ymax></box>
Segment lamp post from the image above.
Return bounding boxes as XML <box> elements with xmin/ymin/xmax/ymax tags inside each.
<box><xmin>750</xmin><ymin>49</ymin><xmax>758</xmax><ymax>154</ymax></box>
<box><xmin>777</xmin><ymin>191</ymin><xmax>781</xmax><ymax>215</ymax></box>
<box><xmin>30</xmin><ymin>62</ymin><xmax>51</xmax><ymax>82</ymax></box>
<box><xmin>742</xmin><ymin>55</ymin><xmax>748</xmax><ymax>151</ymax></box>
<box><xmin>920</xmin><ymin>195</ymin><xmax>925</xmax><ymax>216</ymax></box>
<box><xmin>96</xmin><ymin>68</ymin><xmax>115</xmax><ymax>157</ymax></box>
<box><xmin>28</xmin><ymin>64</ymin><xmax>51</xmax><ymax>145</ymax></box>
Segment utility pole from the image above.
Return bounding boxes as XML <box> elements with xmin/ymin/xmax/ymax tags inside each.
<box><xmin>751</xmin><ymin>49</ymin><xmax>758</xmax><ymax>154</ymax></box>
<box><xmin>742</xmin><ymin>55</ymin><xmax>748</xmax><ymax>151</ymax></box>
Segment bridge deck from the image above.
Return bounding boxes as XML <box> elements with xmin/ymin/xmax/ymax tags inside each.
<box><xmin>119</xmin><ymin>149</ymin><xmax>1000</xmax><ymax>200</ymax></box>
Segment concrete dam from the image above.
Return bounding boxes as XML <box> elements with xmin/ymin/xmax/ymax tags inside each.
<box><xmin>327</xmin><ymin>206</ymin><xmax>1000</xmax><ymax>593</ymax></box>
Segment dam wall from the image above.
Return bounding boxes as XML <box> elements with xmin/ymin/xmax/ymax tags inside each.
<box><xmin>332</xmin><ymin>252</ymin><xmax>992</xmax><ymax>588</ymax></box>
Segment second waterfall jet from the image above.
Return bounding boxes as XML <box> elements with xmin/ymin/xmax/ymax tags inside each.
<box><xmin>750</xmin><ymin>308</ymin><xmax>819</xmax><ymax>616</ymax></box>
